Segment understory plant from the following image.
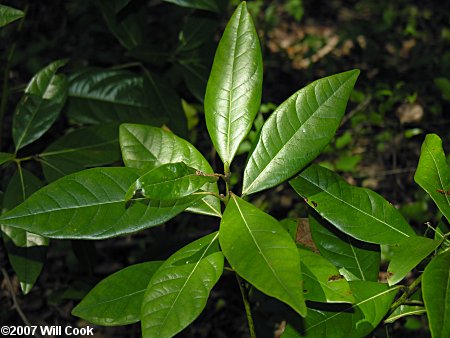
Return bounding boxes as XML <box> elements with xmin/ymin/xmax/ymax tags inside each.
<box><xmin>1</xmin><ymin>2</ymin><xmax>449</xmax><ymax>338</ymax></box>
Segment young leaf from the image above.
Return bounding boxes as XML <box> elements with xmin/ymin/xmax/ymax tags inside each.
<box><xmin>141</xmin><ymin>232</ymin><xmax>224</xmax><ymax>338</ymax></box>
<box><xmin>39</xmin><ymin>123</ymin><xmax>121</xmax><ymax>182</ymax></box>
<box><xmin>387</xmin><ymin>236</ymin><xmax>441</xmax><ymax>286</ymax></box>
<box><xmin>120</xmin><ymin>123</ymin><xmax>221</xmax><ymax>217</ymax></box>
<box><xmin>384</xmin><ymin>305</ymin><xmax>426</xmax><ymax>324</ymax></box>
<box><xmin>299</xmin><ymin>248</ymin><xmax>354</xmax><ymax>303</ymax></box>
<box><xmin>422</xmin><ymin>250</ymin><xmax>450</xmax><ymax>338</ymax></box>
<box><xmin>0</xmin><ymin>167</ymin><xmax>202</xmax><ymax>239</ymax></box>
<box><xmin>126</xmin><ymin>162</ymin><xmax>217</xmax><ymax>201</ymax></box>
<box><xmin>204</xmin><ymin>1</ymin><xmax>263</xmax><ymax>167</ymax></box>
<box><xmin>309</xmin><ymin>213</ymin><xmax>380</xmax><ymax>281</ymax></box>
<box><xmin>290</xmin><ymin>164</ymin><xmax>415</xmax><ymax>244</ymax></box>
<box><xmin>0</xmin><ymin>152</ymin><xmax>14</xmax><ymax>166</ymax></box>
<box><xmin>414</xmin><ymin>134</ymin><xmax>450</xmax><ymax>222</ymax></box>
<box><xmin>0</xmin><ymin>4</ymin><xmax>24</xmax><ymax>27</ymax></box>
<box><xmin>72</xmin><ymin>261</ymin><xmax>163</xmax><ymax>326</ymax></box>
<box><xmin>219</xmin><ymin>194</ymin><xmax>306</xmax><ymax>316</ymax></box>
<box><xmin>243</xmin><ymin>70</ymin><xmax>359</xmax><ymax>195</ymax></box>
<box><xmin>13</xmin><ymin>60</ymin><xmax>68</xmax><ymax>151</ymax></box>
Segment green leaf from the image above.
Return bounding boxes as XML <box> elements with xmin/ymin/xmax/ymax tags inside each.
<box><xmin>72</xmin><ymin>261</ymin><xmax>162</xmax><ymax>325</ymax></box>
<box><xmin>384</xmin><ymin>305</ymin><xmax>426</xmax><ymax>324</ymax></box>
<box><xmin>66</xmin><ymin>68</ymin><xmax>166</xmax><ymax>126</ymax></box>
<box><xmin>309</xmin><ymin>213</ymin><xmax>380</xmax><ymax>281</ymax></box>
<box><xmin>13</xmin><ymin>60</ymin><xmax>68</xmax><ymax>151</ymax></box>
<box><xmin>387</xmin><ymin>236</ymin><xmax>441</xmax><ymax>286</ymax></box>
<box><xmin>40</xmin><ymin>123</ymin><xmax>121</xmax><ymax>182</ymax></box>
<box><xmin>141</xmin><ymin>232</ymin><xmax>223</xmax><ymax>338</ymax></box>
<box><xmin>120</xmin><ymin>123</ymin><xmax>221</xmax><ymax>217</ymax></box>
<box><xmin>422</xmin><ymin>249</ymin><xmax>450</xmax><ymax>338</ymax></box>
<box><xmin>414</xmin><ymin>134</ymin><xmax>450</xmax><ymax>222</ymax></box>
<box><xmin>204</xmin><ymin>1</ymin><xmax>263</xmax><ymax>166</ymax></box>
<box><xmin>126</xmin><ymin>162</ymin><xmax>218</xmax><ymax>201</ymax></box>
<box><xmin>1</xmin><ymin>169</ymin><xmax>48</xmax><ymax>294</ymax></box>
<box><xmin>299</xmin><ymin>248</ymin><xmax>354</xmax><ymax>303</ymax></box>
<box><xmin>162</xmin><ymin>0</ymin><xmax>221</xmax><ymax>13</ymax></box>
<box><xmin>0</xmin><ymin>4</ymin><xmax>24</xmax><ymax>27</ymax></box>
<box><xmin>177</xmin><ymin>16</ymin><xmax>218</xmax><ymax>53</ymax></box>
<box><xmin>0</xmin><ymin>152</ymin><xmax>14</xmax><ymax>166</ymax></box>
<box><xmin>290</xmin><ymin>164</ymin><xmax>415</xmax><ymax>244</ymax></box>
<box><xmin>282</xmin><ymin>281</ymin><xmax>398</xmax><ymax>338</ymax></box>
<box><xmin>243</xmin><ymin>70</ymin><xmax>359</xmax><ymax>195</ymax></box>
<box><xmin>0</xmin><ymin>167</ymin><xmax>202</xmax><ymax>239</ymax></box>
<box><xmin>219</xmin><ymin>194</ymin><xmax>306</xmax><ymax>316</ymax></box>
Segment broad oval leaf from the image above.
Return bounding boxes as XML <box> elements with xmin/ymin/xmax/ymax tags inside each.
<box><xmin>422</xmin><ymin>249</ymin><xmax>450</xmax><ymax>338</ymax></box>
<box><xmin>0</xmin><ymin>167</ymin><xmax>202</xmax><ymax>239</ymax></box>
<box><xmin>219</xmin><ymin>194</ymin><xmax>306</xmax><ymax>316</ymax></box>
<box><xmin>387</xmin><ymin>236</ymin><xmax>441</xmax><ymax>286</ymax></box>
<box><xmin>414</xmin><ymin>134</ymin><xmax>450</xmax><ymax>222</ymax></box>
<box><xmin>299</xmin><ymin>248</ymin><xmax>354</xmax><ymax>303</ymax></box>
<box><xmin>0</xmin><ymin>152</ymin><xmax>14</xmax><ymax>166</ymax></box>
<box><xmin>204</xmin><ymin>1</ymin><xmax>263</xmax><ymax>166</ymax></box>
<box><xmin>40</xmin><ymin>123</ymin><xmax>120</xmax><ymax>182</ymax></box>
<box><xmin>243</xmin><ymin>70</ymin><xmax>359</xmax><ymax>195</ymax></box>
<box><xmin>290</xmin><ymin>164</ymin><xmax>415</xmax><ymax>244</ymax></box>
<box><xmin>141</xmin><ymin>232</ymin><xmax>224</xmax><ymax>338</ymax></box>
<box><xmin>309</xmin><ymin>213</ymin><xmax>380</xmax><ymax>281</ymax></box>
<box><xmin>0</xmin><ymin>4</ymin><xmax>24</xmax><ymax>27</ymax></box>
<box><xmin>282</xmin><ymin>281</ymin><xmax>398</xmax><ymax>338</ymax></box>
<box><xmin>72</xmin><ymin>261</ymin><xmax>163</xmax><ymax>326</ymax></box>
<box><xmin>126</xmin><ymin>162</ymin><xmax>218</xmax><ymax>201</ymax></box>
<box><xmin>120</xmin><ymin>123</ymin><xmax>221</xmax><ymax>217</ymax></box>
<box><xmin>13</xmin><ymin>60</ymin><xmax>68</xmax><ymax>151</ymax></box>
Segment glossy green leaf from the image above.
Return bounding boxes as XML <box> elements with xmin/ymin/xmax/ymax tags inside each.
<box><xmin>309</xmin><ymin>213</ymin><xmax>380</xmax><ymax>281</ymax></box>
<box><xmin>290</xmin><ymin>164</ymin><xmax>415</xmax><ymax>244</ymax></box>
<box><xmin>204</xmin><ymin>2</ymin><xmax>263</xmax><ymax>166</ymax></box>
<box><xmin>0</xmin><ymin>152</ymin><xmax>14</xmax><ymax>166</ymax></box>
<box><xmin>387</xmin><ymin>236</ymin><xmax>441</xmax><ymax>286</ymax></box>
<box><xmin>72</xmin><ymin>261</ymin><xmax>162</xmax><ymax>325</ymax></box>
<box><xmin>0</xmin><ymin>167</ymin><xmax>202</xmax><ymax>239</ymax></box>
<box><xmin>299</xmin><ymin>248</ymin><xmax>354</xmax><ymax>303</ymax></box>
<box><xmin>384</xmin><ymin>305</ymin><xmax>426</xmax><ymax>324</ymax></box>
<box><xmin>162</xmin><ymin>0</ymin><xmax>221</xmax><ymax>13</ymax></box>
<box><xmin>141</xmin><ymin>232</ymin><xmax>223</xmax><ymax>338</ymax></box>
<box><xmin>415</xmin><ymin>134</ymin><xmax>450</xmax><ymax>222</ymax></box>
<box><xmin>40</xmin><ymin>124</ymin><xmax>120</xmax><ymax>182</ymax></box>
<box><xmin>66</xmin><ymin>68</ymin><xmax>166</xmax><ymax>126</ymax></box>
<box><xmin>243</xmin><ymin>70</ymin><xmax>359</xmax><ymax>195</ymax></box>
<box><xmin>1</xmin><ymin>169</ymin><xmax>48</xmax><ymax>294</ymax></box>
<box><xmin>282</xmin><ymin>281</ymin><xmax>398</xmax><ymax>338</ymax></box>
<box><xmin>423</xmin><ymin>249</ymin><xmax>450</xmax><ymax>338</ymax></box>
<box><xmin>0</xmin><ymin>4</ymin><xmax>24</xmax><ymax>27</ymax></box>
<box><xmin>220</xmin><ymin>194</ymin><xmax>306</xmax><ymax>316</ymax></box>
<box><xmin>13</xmin><ymin>60</ymin><xmax>68</xmax><ymax>151</ymax></box>
<box><xmin>126</xmin><ymin>162</ymin><xmax>217</xmax><ymax>201</ymax></box>
<box><xmin>120</xmin><ymin>123</ymin><xmax>221</xmax><ymax>217</ymax></box>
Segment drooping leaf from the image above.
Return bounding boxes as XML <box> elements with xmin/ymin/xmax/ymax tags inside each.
<box><xmin>308</xmin><ymin>213</ymin><xmax>380</xmax><ymax>281</ymax></box>
<box><xmin>415</xmin><ymin>134</ymin><xmax>450</xmax><ymax>222</ymax></box>
<box><xmin>299</xmin><ymin>248</ymin><xmax>354</xmax><ymax>303</ymax></box>
<box><xmin>243</xmin><ymin>70</ymin><xmax>359</xmax><ymax>195</ymax></box>
<box><xmin>66</xmin><ymin>68</ymin><xmax>166</xmax><ymax>126</ymax></box>
<box><xmin>290</xmin><ymin>164</ymin><xmax>415</xmax><ymax>244</ymax></box>
<box><xmin>72</xmin><ymin>261</ymin><xmax>163</xmax><ymax>325</ymax></box>
<box><xmin>422</xmin><ymin>250</ymin><xmax>450</xmax><ymax>338</ymax></box>
<box><xmin>13</xmin><ymin>60</ymin><xmax>68</xmax><ymax>151</ymax></box>
<box><xmin>126</xmin><ymin>162</ymin><xmax>217</xmax><ymax>201</ymax></box>
<box><xmin>162</xmin><ymin>0</ymin><xmax>221</xmax><ymax>13</ymax></box>
<box><xmin>282</xmin><ymin>281</ymin><xmax>398</xmax><ymax>338</ymax></box>
<box><xmin>384</xmin><ymin>305</ymin><xmax>426</xmax><ymax>324</ymax></box>
<box><xmin>387</xmin><ymin>236</ymin><xmax>441</xmax><ymax>286</ymax></box>
<box><xmin>204</xmin><ymin>2</ymin><xmax>263</xmax><ymax>167</ymax></box>
<box><xmin>0</xmin><ymin>167</ymin><xmax>202</xmax><ymax>239</ymax></box>
<box><xmin>0</xmin><ymin>4</ymin><xmax>24</xmax><ymax>27</ymax></box>
<box><xmin>0</xmin><ymin>152</ymin><xmax>14</xmax><ymax>166</ymax></box>
<box><xmin>141</xmin><ymin>232</ymin><xmax>223</xmax><ymax>338</ymax></box>
<box><xmin>220</xmin><ymin>194</ymin><xmax>306</xmax><ymax>316</ymax></box>
<box><xmin>120</xmin><ymin>123</ymin><xmax>221</xmax><ymax>217</ymax></box>
<box><xmin>1</xmin><ymin>169</ymin><xmax>48</xmax><ymax>294</ymax></box>
<box><xmin>40</xmin><ymin>123</ymin><xmax>121</xmax><ymax>182</ymax></box>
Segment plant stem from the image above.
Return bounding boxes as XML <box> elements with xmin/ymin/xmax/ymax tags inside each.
<box><xmin>0</xmin><ymin>5</ymin><xmax>28</xmax><ymax>150</ymax></box>
<box><xmin>389</xmin><ymin>274</ymin><xmax>423</xmax><ymax>313</ymax></box>
<box><xmin>236</xmin><ymin>274</ymin><xmax>256</xmax><ymax>338</ymax></box>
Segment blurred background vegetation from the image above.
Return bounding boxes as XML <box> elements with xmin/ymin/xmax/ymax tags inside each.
<box><xmin>1</xmin><ymin>0</ymin><xmax>449</xmax><ymax>337</ymax></box>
